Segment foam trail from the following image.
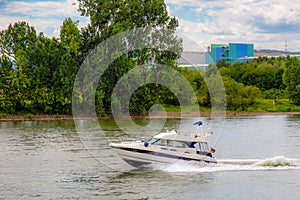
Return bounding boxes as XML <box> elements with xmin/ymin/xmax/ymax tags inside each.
<box><xmin>254</xmin><ymin>156</ymin><xmax>300</xmax><ymax>167</ymax></box>
<box><xmin>218</xmin><ymin>159</ymin><xmax>259</xmax><ymax>165</ymax></box>
<box><xmin>153</xmin><ymin>156</ymin><xmax>300</xmax><ymax>173</ymax></box>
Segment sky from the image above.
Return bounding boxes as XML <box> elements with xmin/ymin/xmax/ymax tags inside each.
<box><xmin>1</xmin><ymin>0</ymin><xmax>300</xmax><ymax>52</ymax></box>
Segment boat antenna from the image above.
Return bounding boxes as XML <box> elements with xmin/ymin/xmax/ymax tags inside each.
<box><xmin>212</xmin><ymin>119</ymin><xmax>226</xmax><ymax>148</ymax></box>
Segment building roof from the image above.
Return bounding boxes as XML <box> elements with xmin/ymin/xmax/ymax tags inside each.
<box><xmin>177</xmin><ymin>51</ymin><xmax>206</xmax><ymax>65</ymax></box>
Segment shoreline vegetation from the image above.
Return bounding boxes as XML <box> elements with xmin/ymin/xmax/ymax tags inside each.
<box><xmin>1</xmin><ymin>111</ymin><xmax>300</xmax><ymax>122</ymax></box>
<box><xmin>1</xmin><ymin>2</ymin><xmax>300</xmax><ymax>120</ymax></box>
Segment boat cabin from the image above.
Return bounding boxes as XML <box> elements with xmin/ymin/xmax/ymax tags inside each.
<box><xmin>146</xmin><ymin>130</ymin><xmax>211</xmax><ymax>155</ymax></box>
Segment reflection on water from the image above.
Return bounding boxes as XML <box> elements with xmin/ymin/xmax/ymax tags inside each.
<box><xmin>0</xmin><ymin>115</ymin><xmax>300</xmax><ymax>199</ymax></box>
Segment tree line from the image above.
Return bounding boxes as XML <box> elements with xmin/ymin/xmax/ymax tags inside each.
<box><xmin>1</xmin><ymin>0</ymin><xmax>300</xmax><ymax>116</ymax></box>
<box><xmin>0</xmin><ymin>0</ymin><xmax>182</xmax><ymax>116</ymax></box>
<box><xmin>0</xmin><ymin>20</ymin><xmax>81</xmax><ymax>114</ymax></box>
<box><xmin>180</xmin><ymin>56</ymin><xmax>300</xmax><ymax>111</ymax></box>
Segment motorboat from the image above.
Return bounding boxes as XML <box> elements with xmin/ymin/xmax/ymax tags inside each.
<box><xmin>109</xmin><ymin>121</ymin><xmax>217</xmax><ymax>167</ymax></box>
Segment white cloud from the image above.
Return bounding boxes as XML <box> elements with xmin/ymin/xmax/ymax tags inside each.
<box><xmin>166</xmin><ymin>0</ymin><xmax>300</xmax><ymax>51</ymax></box>
<box><xmin>2</xmin><ymin>0</ymin><xmax>79</xmax><ymax>18</ymax></box>
<box><xmin>0</xmin><ymin>0</ymin><xmax>88</xmax><ymax>38</ymax></box>
<box><xmin>1</xmin><ymin>0</ymin><xmax>300</xmax><ymax>51</ymax></box>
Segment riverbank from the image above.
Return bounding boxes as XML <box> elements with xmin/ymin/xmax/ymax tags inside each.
<box><xmin>1</xmin><ymin>111</ymin><xmax>300</xmax><ymax>122</ymax></box>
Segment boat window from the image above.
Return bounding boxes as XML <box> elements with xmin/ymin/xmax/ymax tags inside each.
<box><xmin>149</xmin><ymin>139</ymin><xmax>187</xmax><ymax>148</ymax></box>
<box><xmin>194</xmin><ymin>142</ymin><xmax>209</xmax><ymax>152</ymax></box>
<box><xmin>194</xmin><ymin>143</ymin><xmax>200</xmax><ymax>151</ymax></box>
<box><xmin>173</xmin><ymin>141</ymin><xmax>187</xmax><ymax>148</ymax></box>
<box><xmin>154</xmin><ymin>139</ymin><xmax>168</xmax><ymax>146</ymax></box>
<box><xmin>161</xmin><ymin>139</ymin><xmax>168</xmax><ymax>146</ymax></box>
<box><xmin>167</xmin><ymin>140</ymin><xmax>174</xmax><ymax>146</ymax></box>
<box><xmin>199</xmin><ymin>142</ymin><xmax>209</xmax><ymax>152</ymax></box>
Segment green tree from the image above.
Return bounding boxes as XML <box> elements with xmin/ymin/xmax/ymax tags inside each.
<box><xmin>78</xmin><ymin>0</ymin><xmax>177</xmax><ymax>44</ymax></box>
<box><xmin>283</xmin><ymin>56</ymin><xmax>300</xmax><ymax>105</ymax></box>
<box><xmin>0</xmin><ymin>21</ymin><xmax>36</xmax><ymax>61</ymax></box>
<box><xmin>0</xmin><ymin>21</ymin><xmax>37</xmax><ymax>113</ymax></box>
<box><xmin>60</xmin><ymin>18</ymin><xmax>81</xmax><ymax>57</ymax></box>
<box><xmin>77</xmin><ymin>0</ymin><xmax>182</xmax><ymax>115</ymax></box>
<box><xmin>0</xmin><ymin>20</ymin><xmax>81</xmax><ymax>114</ymax></box>
<box><xmin>223</xmin><ymin>76</ymin><xmax>260</xmax><ymax>110</ymax></box>
<box><xmin>53</xmin><ymin>18</ymin><xmax>81</xmax><ymax>114</ymax></box>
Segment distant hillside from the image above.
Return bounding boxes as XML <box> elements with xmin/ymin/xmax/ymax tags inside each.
<box><xmin>255</xmin><ymin>49</ymin><xmax>300</xmax><ymax>55</ymax></box>
<box><xmin>255</xmin><ymin>49</ymin><xmax>282</xmax><ymax>53</ymax></box>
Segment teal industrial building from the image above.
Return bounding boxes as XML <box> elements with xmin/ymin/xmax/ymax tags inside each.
<box><xmin>178</xmin><ymin>43</ymin><xmax>255</xmax><ymax>69</ymax></box>
<box><xmin>208</xmin><ymin>43</ymin><xmax>255</xmax><ymax>64</ymax></box>
<box><xmin>177</xmin><ymin>42</ymin><xmax>300</xmax><ymax>69</ymax></box>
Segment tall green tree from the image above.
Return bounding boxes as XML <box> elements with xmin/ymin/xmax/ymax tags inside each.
<box><xmin>77</xmin><ymin>0</ymin><xmax>182</xmax><ymax>115</ymax></box>
<box><xmin>53</xmin><ymin>18</ymin><xmax>82</xmax><ymax>114</ymax></box>
<box><xmin>0</xmin><ymin>22</ymin><xmax>37</xmax><ymax>113</ymax></box>
<box><xmin>78</xmin><ymin>0</ymin><xmax>178</xmax><ymax>45</ymax></box>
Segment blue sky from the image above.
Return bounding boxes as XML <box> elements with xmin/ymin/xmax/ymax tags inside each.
<box><xmin>1</xmin><ymin>0</ymin><xmax>300</xmax><ymax>51</ymax></box>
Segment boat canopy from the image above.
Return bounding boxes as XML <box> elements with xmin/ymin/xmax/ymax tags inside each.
<box><xmin>154</xmin><ymin>130</ymin><xmax>209</xmax><ymax>142</ymax></box>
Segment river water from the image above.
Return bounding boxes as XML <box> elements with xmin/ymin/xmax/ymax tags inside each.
<box><xmin>1</xmin><ymin>115</ymin><xmax>300</xmax><ymax>199</ymax></box>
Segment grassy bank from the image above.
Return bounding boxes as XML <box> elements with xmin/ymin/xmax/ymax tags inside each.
<box><xmin>1</xmin><ymin>99</ymin><xmax>300</xmax><ymax>122</ymax></box>
<box><xmin>163</xmin><ymin>99</ymin><xmax>300</xmax><ymax>113</ymax></box>
<box><xmin>241</xmin><ymin>99</ymin><xmax>300</xmax><ymax>112</ymax></box>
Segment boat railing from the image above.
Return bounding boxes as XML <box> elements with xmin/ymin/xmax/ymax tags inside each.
<box><xmin>108</xmin><ymin>137</ymin><xmax>147</xmax><ymax>144</ymax></box>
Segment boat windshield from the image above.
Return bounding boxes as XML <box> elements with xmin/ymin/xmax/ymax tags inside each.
<box><xmin>148</xmin><ymin>138</ymin><xmax>160</xmax><ymax>144</ymax></box>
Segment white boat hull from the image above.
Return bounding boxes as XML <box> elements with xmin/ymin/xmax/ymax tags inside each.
<box><xmin>110</xmin><ymin>142</ymin><xmax>217</xmax><ymax>167</ymax></box>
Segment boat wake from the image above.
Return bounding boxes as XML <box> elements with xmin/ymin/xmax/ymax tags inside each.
<box><xmin>152</xmin><ymin>156</ymin><xmax>300</xmax><ymax>173</ymax></box>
